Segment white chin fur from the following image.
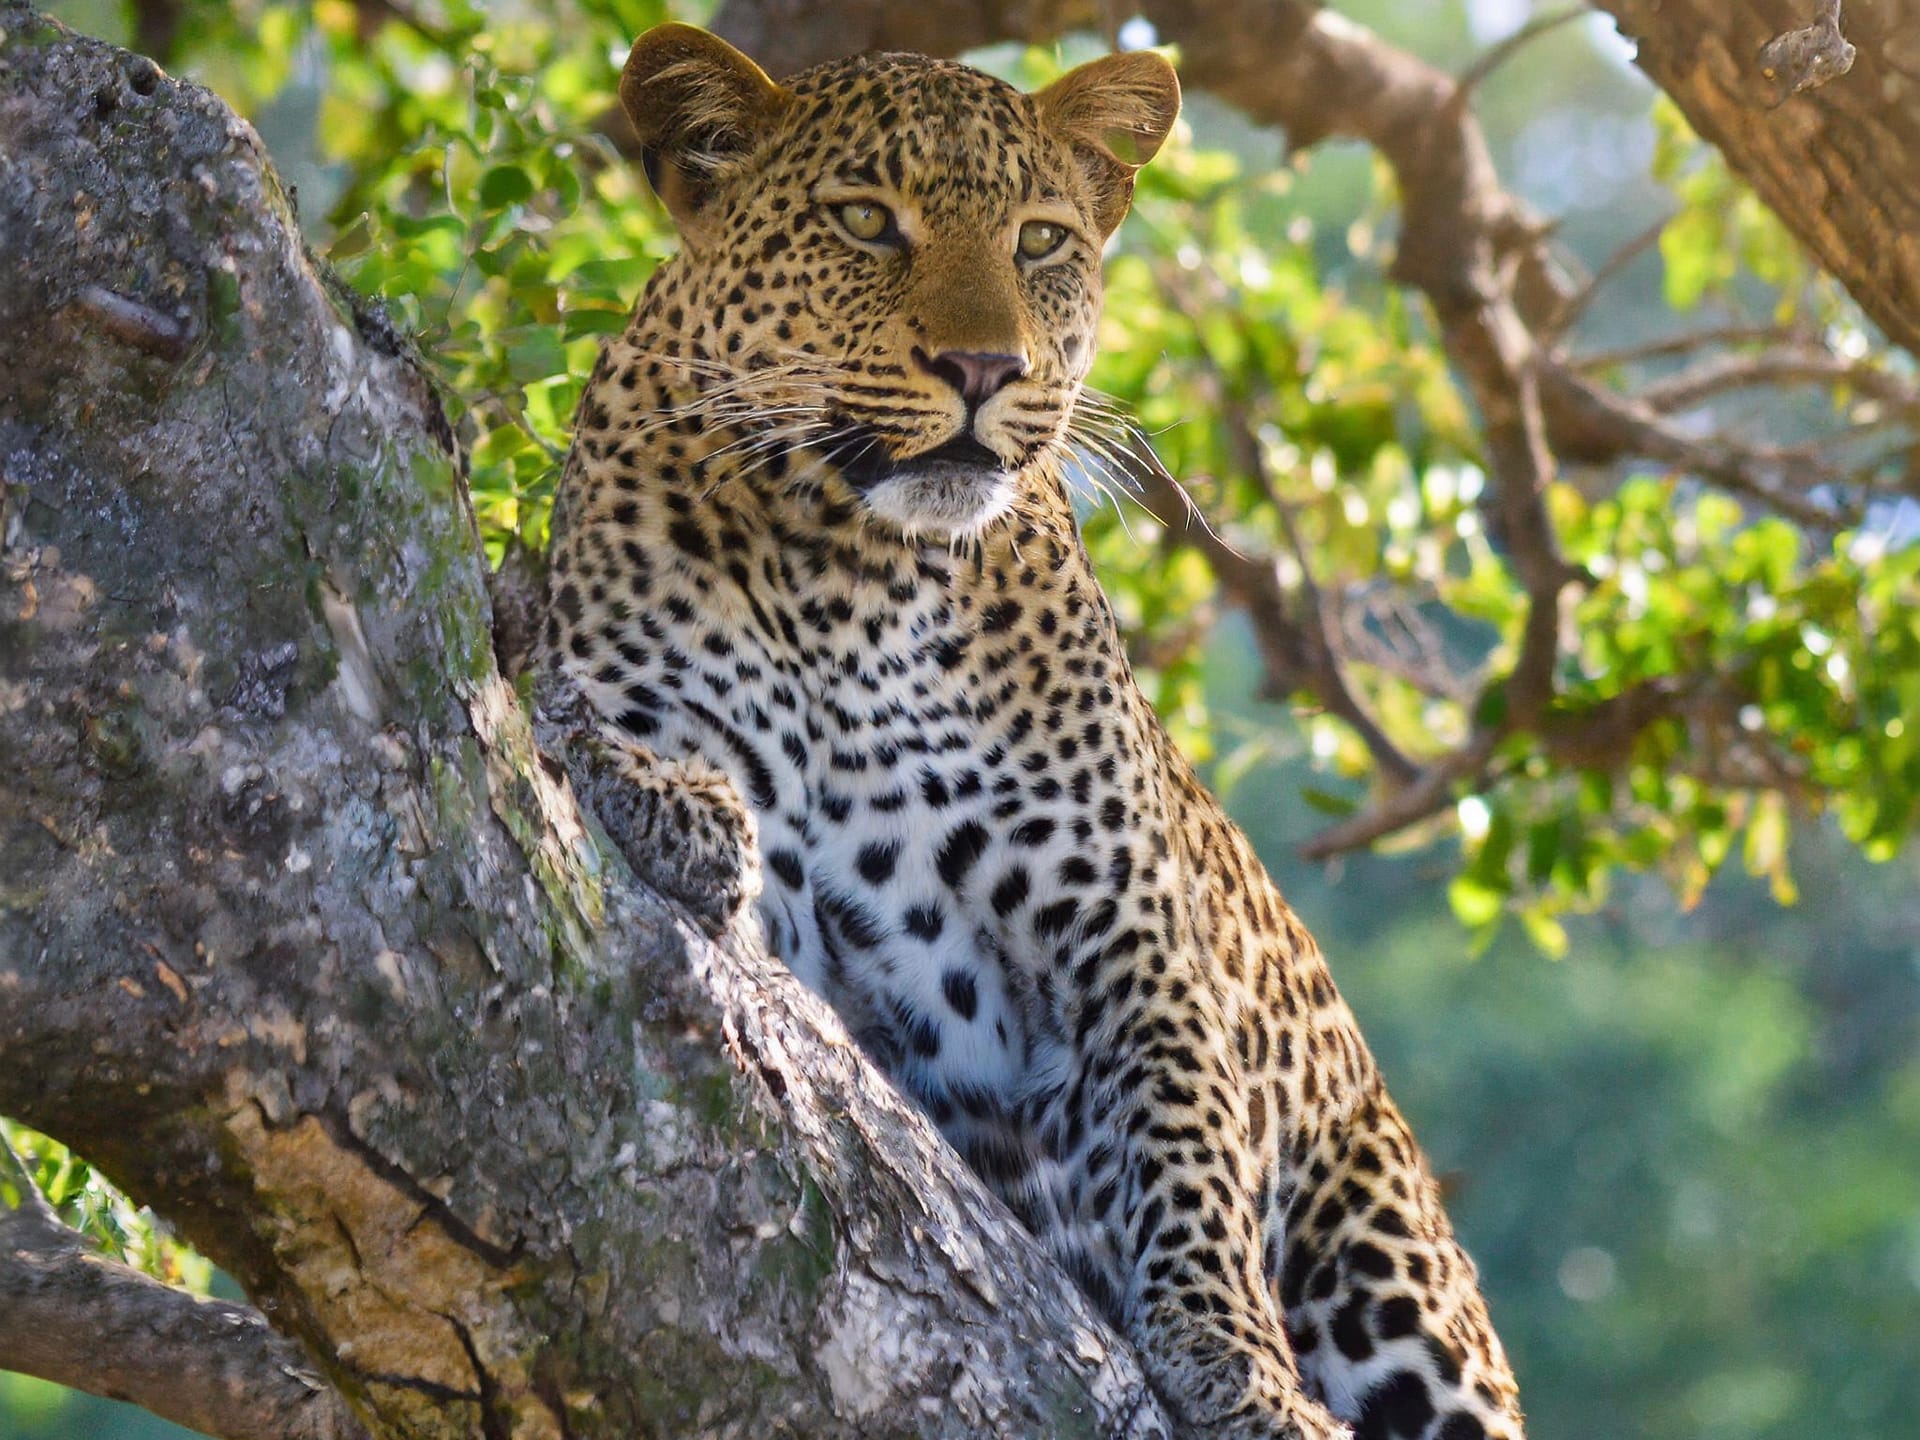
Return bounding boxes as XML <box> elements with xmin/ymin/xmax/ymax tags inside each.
<box><xmin>860</xmin><ymin>469</ymin><xmax>1018</xmax><ymax>540</ymax></box>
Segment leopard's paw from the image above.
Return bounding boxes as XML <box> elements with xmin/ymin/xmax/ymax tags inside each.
<box><xmin>592</xmin><ymin>732</ymin><xmax>762</xmax><ymax>933</ymax></box>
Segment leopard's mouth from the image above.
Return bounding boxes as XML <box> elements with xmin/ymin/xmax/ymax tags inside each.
<box><xmin>827</xmin><ymin>429</ymin><xmax>1018</xmax><ymax>539</ymax></box>
<box><xmin>834</xmin><ymin>431</ymin><xmax>1008</xmax><ymax>490</ymax></box>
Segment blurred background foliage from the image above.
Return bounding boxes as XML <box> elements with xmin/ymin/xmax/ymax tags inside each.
<box><xmin>13</xmin><ymin>0</ymin><xmax>1920</xmax><ymax>1436</ymax></box>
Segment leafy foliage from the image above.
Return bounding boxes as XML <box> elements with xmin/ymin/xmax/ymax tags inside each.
<box><xmin>0</xmin><ymin>1120</ymin><xmax>211</xmax><ymax>1291</ymax></box>
<box><xmin>305</xmin><ymin>0</ymin><xmax>682</xmax><ymax>556</ymax></box>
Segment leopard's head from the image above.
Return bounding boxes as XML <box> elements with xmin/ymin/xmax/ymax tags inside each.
<box><xmin>621</xmin><ymin>23</ymin><xmax>1179</xmax><ymax>539</ymax></box>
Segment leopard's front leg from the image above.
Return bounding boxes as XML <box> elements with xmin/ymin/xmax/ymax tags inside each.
<box><xmin>1051</xmin><ymin>946</ymin><xmax>1352</xmax><ymax>1440</ymax></box>
<box><xmin>1117</xmin><ymin>1100</ymin><xmax>1352</xmax><ymax>1438</ymax></box>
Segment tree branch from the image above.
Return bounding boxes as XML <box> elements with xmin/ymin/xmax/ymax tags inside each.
<box><xmin>0</xmin><ymin>1161</ymin><xmax>370</xmax><ymax>1440</ymax></box>
<box><xmin>1593</xmin><ymin>0</ymin><xmax>1917</xmax><ymax>355</ymax></box>
<box><xmin>1633</xmin><ymin>347</ymin><xmax>1920</xmax><ymax>414</ymax></box>
<box><xmin>709</xmin><ymin>0</ymin><xmax>1099</xmax><ymax>70</ymax></box>
<box><xmin>1571</xmin><ymin>324</ymin><xmax>1819</xmax><ymax>372</ymax></box>
<box><xmin>1543</xmin><ymin>211</ymin><xmax>1673</xmax><ymax>340</ymax></box>
<box><xmin>1454</xmin><ymin>3</ymin><xmax>1588</xmax><ymax>97</ymax></box>
<box><xmin>1542</xmin><ymin>367</ymin><xmax>1858</xmax><ymax>527</ymax></box>
<box><xmin>1294</xmin><ymin>742</ymin><xmax>1496</xmax><ymax>861</ymax></box>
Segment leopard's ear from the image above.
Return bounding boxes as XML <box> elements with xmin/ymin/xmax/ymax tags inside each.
<box><xmin>1036</xmin><ymin>50</ymin><xmax>1180</xmax><ymax>237</ymax></box>
<box><xmin>620</xmin><ymin>23</ymin><xmax>791</xmax><ymax>243</ymax></box>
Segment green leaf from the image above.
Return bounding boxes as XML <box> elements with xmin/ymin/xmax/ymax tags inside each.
<box><xmin>1526</xmin><ymin>819</ymin><xmax>1562</xmax><ymax>887</ymax></box>
<box><xmin>479</xmin><ymin>163</ymin><xmax>535</xmax><ymax>209</ymax></box>
<box><xmin>562</xmin><ymin>306</ymin><xmax>632</xmax><ymax>339</ymax></box>
<box><xmin>505</xmin><ymin>329</ymin><xmax>567</xmax><ymax>384</ymax></box>
<box><xmin>387</xmin><ymin>212</ymin><xmax>466</xmax><ymax>239</ymax></box>
<box><xmin>1300</xmin><ymin>786</ymin><xmax>1359</xmax><ymax>817</ymax></box>
<box><xmin>1518</xmin><ymin>906</ymin><xmax>1569</xmax><ymax>959</ymax></box>
<box><xmin>1660</xmin><ymin>204</ymin><xmax>1725</xmax><ymax>312</ymax></box>
<box><xmin>1448</xmin><ymin>874</ymin><xmax>1506</xmax><ymax>928</ymax></box>
<box><xmin>1473</xmin><ymin>682</ymin><xmax>1510</xmax><ymax>731</ymax></box>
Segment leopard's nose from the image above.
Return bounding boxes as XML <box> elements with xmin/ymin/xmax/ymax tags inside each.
<box><xmin>913</xmin><ymin>347</ymin><xmax>1030</xmax><ymax>408</ymax></box>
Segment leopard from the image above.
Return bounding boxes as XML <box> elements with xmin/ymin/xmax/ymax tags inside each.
<box><xmin>541</xmin><ymin>22</ymin><xmax>1526</xmax><ymax>1440</ymax></box>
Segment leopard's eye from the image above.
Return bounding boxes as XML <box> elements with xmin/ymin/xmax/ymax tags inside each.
<box><xmin>837</xmin><ymin>201</ymin><xmax>896</xmax><ymax>244</ymax></box>
<box><xmin>1018</xmin><ymin>220</ymin><xmax>1069</xmax><ymax>260</ymax></box>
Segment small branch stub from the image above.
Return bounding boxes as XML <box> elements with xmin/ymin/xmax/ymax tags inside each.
<box><xmin>1756</xmin><ymin>0</ymin><xmax>1856</xmax><ymax>105</ymax></box>
<box><xmin>70</xmin><ymin>284</ymin><xmax>194</xmax><ymax>361</ymax></box>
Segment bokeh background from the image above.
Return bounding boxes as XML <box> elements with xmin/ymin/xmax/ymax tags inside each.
<box><xmin>12</xmin><ymin>0</ymin><xmax>1919</xmax><ymax>1436</ymax></box>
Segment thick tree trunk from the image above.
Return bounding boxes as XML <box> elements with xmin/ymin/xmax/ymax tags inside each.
<box><xmin>0</xmin><ymin>6</ymin><xmax>1168</xmax><ymax>1436</ymax></box>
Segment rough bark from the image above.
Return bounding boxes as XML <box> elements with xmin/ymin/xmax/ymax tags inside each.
<box><xmin>0</xmin><ymin>7</ymin><xmax>1170</xmax><ymax>1437</ymax></box>
<box><xmin>1593</xmin><ymin>0</ymin><xmax>1920</xmax><ymax>356</ymax></box>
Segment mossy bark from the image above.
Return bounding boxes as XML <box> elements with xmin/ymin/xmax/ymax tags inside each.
<box><xmin>0</xmin><ymin>7</ymin><xmax>1168</xmax><ymax>1437</ymax></box>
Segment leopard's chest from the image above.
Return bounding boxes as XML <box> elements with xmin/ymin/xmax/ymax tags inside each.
<box><xmin>579</xmin><ymin>536</ymin><xmax>1156</xmax><ymax>1153</ymax></box>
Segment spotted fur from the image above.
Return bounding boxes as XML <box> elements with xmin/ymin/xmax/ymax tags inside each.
<box><xmin>542</xmin><ymin>24</ymin><xmax>1525</xmax><ymax>1440</ymax></box>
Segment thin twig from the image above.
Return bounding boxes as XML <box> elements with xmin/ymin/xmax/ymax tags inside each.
<box><xmin>1636</xmin><ymin>349</ymin><xmax>1920</xmax><ymax>414</ymax></box>
<box><xmin>1572</xmin><ymin>325</ymin><xmax>1817</xmax><ymax>371</ymax></box>
<box><xmin>1297</xmin><ymin>740</ymin><xmax>1495</xmax><ymax>860</ymax></box>
<box><xmin>1338</xmin><ymin>590</ymin><xmax>1477</xmax><ymax>704</ymax></box>
<box><xmin>1546</xmin><ymin>212</ymin><xmax>1673</xmax><ymax>339</ymax></box>
<box><xmin>1455</xmin><ymin>3</ymin><xmax>1589</xmax><ymax>97</ymax></box>
<box><xmin>1544</xmin><ymin>366</ymin><xmax>1858</xmax><ymax>526</ymax></box>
